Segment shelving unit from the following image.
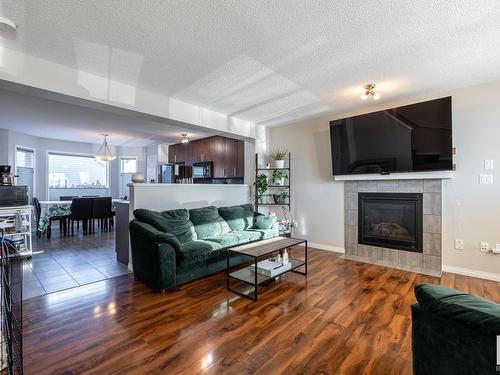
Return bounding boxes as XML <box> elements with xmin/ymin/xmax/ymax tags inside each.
<box><xmin>0</xmin><ymin>207</ymin><xmax>27</xmax><ymax>374</ymax></box>
<box><xmin>0</xmin><ymin>206</ymin><xmax>32</xmax><ymax>259</ymax></box>
<box><xmin>254</xmin><ymin>152</ymin><xmax>292</xmax><ymax>236</ymax></box>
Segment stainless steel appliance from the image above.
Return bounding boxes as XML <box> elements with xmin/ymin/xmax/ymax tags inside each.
<box><xmin>0</xmin><ymin>186</ymin><xmax>29</xmax><ymax>207</ymax></box>
<box><xmin>158</xmin><ymin>163</ymin><xmax>185</xmax><ymax>183</ymax></box>
<box><xmin>0</xmin><ymin>165</ymin><xmax>13</xmax><ymax>186</ymax></box>
<box><xmin>192</xmin><ymin>161</ymin><xmax>213</xmax><ymax>179</ymax></box>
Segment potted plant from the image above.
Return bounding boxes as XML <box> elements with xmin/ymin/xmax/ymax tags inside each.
<box><xmin>270</xmin><ymin>149</ymin><xmax>287</xmax><ymax>168</ymax></box>
<box><xmin>273</xmin><ymin>190</ymin><xmax>289</xmax><ymax>205</ymax></box>
<box><xmin>271</xmin><ymin>170</ymin><xmax>288</xmax><ymax>186</ymax></box>
<box><xmin>255</xmin><ymin>174</ymin><xmax>269</xmax><ymax>203</ymax></box>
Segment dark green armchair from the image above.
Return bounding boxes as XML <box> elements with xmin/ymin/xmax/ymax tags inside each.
<box><xmin>412</xmin><ymin>283</ymin><xmax>500</xmax><ymax>375</ymax></box>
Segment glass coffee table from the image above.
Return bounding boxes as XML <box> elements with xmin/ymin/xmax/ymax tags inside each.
<box><xmin>226</xmin><ymin>237</ymin><xmax>307</xmax><ymax>300</ymax></box>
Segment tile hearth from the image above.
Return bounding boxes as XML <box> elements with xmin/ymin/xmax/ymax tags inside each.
<box><xmin>344</xmin><ymin>179</ymin><xmax>442</xmax><ymax>276</ymax></box>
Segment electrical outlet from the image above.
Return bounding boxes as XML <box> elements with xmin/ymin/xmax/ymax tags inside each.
<box><xmin>480</xmin><ymin>241</ymin><xmax>489</xmax><ymax>252</ymax></box>
<box><xmin>454</xmin><ymin>239</ymin><xmax>464</xmax><ymax>250</ymax></box>
<box><xmin>493</xmin><ymin>244</ymin><xmax>500</xmax><ymax>254</ymax></box>
<box><xmin>485</xmin><ymin>159</ymin><xmax>494</xmax><ymax>170</ymax></box>
<box><xmin>479</xmin><ymin>174</ymin><xmax>494</xmax><ymax>184</ymax></box>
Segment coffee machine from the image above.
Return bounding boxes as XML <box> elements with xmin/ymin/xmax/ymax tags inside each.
<box><xmin>0</xmin><ymin>165</ymin><xmax>13</xmax><ymax>186</ymax></box>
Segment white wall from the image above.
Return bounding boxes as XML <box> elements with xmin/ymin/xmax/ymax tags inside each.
<box><xmin>0</xmin><ymin>129</ymin><xmax>147</xmax><ymax>200</ymax></box>
<box><xmin>268</xmin><ymin>80</ymin><xmax>500</xmax><ymax>278</ymax></box>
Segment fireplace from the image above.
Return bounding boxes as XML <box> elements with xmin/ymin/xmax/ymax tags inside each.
<box><xmin>358</xmin><ymin>193</ymin><xmax>423</xmax><ymax>253</ymax></box>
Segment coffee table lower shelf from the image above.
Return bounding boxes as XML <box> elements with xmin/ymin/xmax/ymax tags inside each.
<box><xmin>229</xmin><ymin>259</ymin><xmax>305</xmax><ymax>285</ymax></box>
<box><xmin>226</xmin><ymin>237</ymin><xmax>307</xmax><ymax>301</ymax></box>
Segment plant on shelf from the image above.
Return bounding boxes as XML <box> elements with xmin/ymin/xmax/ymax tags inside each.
<box><xmin>255</xmin><ymin>174</ymin><xmax>269</xmax><ymax>203</ymax></box>
<box><xmin>270</xmin><ymin>149</ymin><xmax>288</xmax><ymax>168</ymax></box>
<box><xmin>271</xmin><ymin>170</ymin><xmax>288</xmax><ymax>186</ymax></box>
<box><xmin>273</xmin><ymin>189</ymin><xmax>289</xmax><ymax>205</ymax></box>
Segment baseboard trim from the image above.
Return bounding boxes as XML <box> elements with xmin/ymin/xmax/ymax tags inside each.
<box><xmin>299</xmin><ymin>242</ymin><xmax>345</xmax><ymax>254</ymax></box>
<box><xmin>442</xmin><ymin>265</ymin><xmax>500</xmax><ymax>282</ymax></box>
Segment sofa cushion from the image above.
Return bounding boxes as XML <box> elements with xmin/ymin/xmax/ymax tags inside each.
<box><xmin>247</xmin><ymin>228</ymin><xmax>278</xmax><ymax>240</ymax></box>
<box><xmin>203</xmin><ymin>234</ymin><xmax>241</xmax><ymax>248</ymax></box>
<box><xmin>178</xmin><ymin>240</ymin><xmax>222</xmax><ymax>266</ymax></box>
<box><xmin>218</xmin><ymin>204</ymin><xmax>255</xmax><ymax>231</ymax></box>
<box><xmin>415</xmin><ymin>284</ymin><xmax>500</xmax><ymax>336</ymax></box>
<box><xmin>134</xmin><ymin>208</ymin><xmax>196</xmax><ymax>243</ymax></box>
<box><xmin>230</xmin><ymin>230</ymin><xmax>262</xmax><ymax>243</ymax></box>
<box><xmin>189</xmin><ymin>206</ymin><xmax>231</xmax><ymax>239</ymax></box>
<box><xmin>254</xmin><ymin>215</ymin><xmax>277</xmax><ymax>229</ymax></box>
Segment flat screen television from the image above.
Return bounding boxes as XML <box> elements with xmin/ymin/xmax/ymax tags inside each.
<box><xmin>330</xmin><ymin>96</ymin><xmax>452</xmax><ymax>176</ymax></box>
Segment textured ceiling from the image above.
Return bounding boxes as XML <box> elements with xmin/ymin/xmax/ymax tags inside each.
<box><xmin>1</xmin><ymin>1</ymin><xmax>500</xmax><ymax>127</ymax></box>
<box><xmin>0</xmin><ymin>89</ymin><xmax>213</xmax><ymax>146</ymax></box>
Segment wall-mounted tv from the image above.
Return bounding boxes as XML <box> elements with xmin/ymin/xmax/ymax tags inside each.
<box><xmin>330</xmin><ymin>96</ymin><xmax>452</xmax><ymax>176</ymax></box>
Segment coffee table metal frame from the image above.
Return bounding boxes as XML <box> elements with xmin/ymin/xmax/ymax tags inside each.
<box><xmin>226</xmin><ymin>237</ymin><xmax>307</xmax><ymax>301</ymax></box>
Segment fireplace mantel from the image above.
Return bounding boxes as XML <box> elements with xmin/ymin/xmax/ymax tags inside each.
<box><xmin>334</xmin><ymin>170</ymin><xmax>454</xmax><ymax>181</ymax></box>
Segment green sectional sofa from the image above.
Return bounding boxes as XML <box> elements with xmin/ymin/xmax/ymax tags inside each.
<box><xmin>129</xmin><ymin>204</ymin><xmax>279</xmax><ymax>291</ymax></box>
<box><xmin>412</xmin><ymin>284</ymin><xmax>500</xmax><ymax>375</ymax></box>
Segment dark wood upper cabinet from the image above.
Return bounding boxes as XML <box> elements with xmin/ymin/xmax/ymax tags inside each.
<box><xmin>225</xmin><ymin>137</ymin><xmax>238</xmax><ymax>177</ymax></box>
<box><xmin>168</xmin><ymin>135</ymin><xmax>244</xmax><ymax>179</ymax></box>
<box><xmin>212</xmin><ymin>136</ymin><xmax>226</xmax><ymax>178</ymax></box>
<box><xmin>236</xmin><ymin>140</ymin><xmax>245</xmax><ymax>177</ymax></box>
<box><xmin>168</xmin><ymin>143</ymin><xmax>186</xmax><ymax>163</ymax></box>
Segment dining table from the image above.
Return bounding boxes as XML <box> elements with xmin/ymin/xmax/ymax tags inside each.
<box><xmin>37</xmin><ymin>199</ymin><xmax>125</xmax><ymax>233</ymax></box>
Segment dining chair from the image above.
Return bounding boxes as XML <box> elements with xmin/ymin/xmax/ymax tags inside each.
<box><xmin>69</xmin><ymin>198</ymin><xmax>93</xmax><ymax>235</ymax></box>
<box><xmin>34</xmin><ymin>197</ymin><xmax>69</xmax><ymax>239</ymax></box>
<box><xmin>91</xmin><ymin>197</ymin><xmax>113</xmax><ymax>232</ymax></box>
<box><xmin>32</xmin><ymin>197</ymin><xmax>42</xmax><ymax>238</ymax></box>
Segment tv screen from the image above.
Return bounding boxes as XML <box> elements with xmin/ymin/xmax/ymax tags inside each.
<box><xmin>330</xmin><ymin>97</ymin><xmax>452</xmax><ymax>176</ymax></box>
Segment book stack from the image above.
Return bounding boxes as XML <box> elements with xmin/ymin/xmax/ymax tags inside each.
<box><xmin>256</xmin><ymin>259</ymin><xmax>291</xmax><ymax>277</ymax></box>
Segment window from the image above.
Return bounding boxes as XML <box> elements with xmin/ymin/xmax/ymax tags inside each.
<box><xmin>120</xmin><ymin>157</ymin><xmax>137</xmax><ymax>174</ymax></box>
<box><xmin>16</xmin><ymin>148</ymin><xmax>34</xmax><ymax>168</ymax></box>
<box><xmin>48</xmin><ymin>153</ymin><xmax>108</xmax><ymax>188</ymax></box>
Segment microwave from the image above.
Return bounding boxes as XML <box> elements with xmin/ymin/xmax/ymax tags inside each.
<box><xmin>192</xmin><ymin>162</ymin><xmax>213</xmax><ymax>178</ymax></box>
<box><xmin>0</xmin><ymin>186</ymin><xmax>29</xmax><ymax>207</ymax></box>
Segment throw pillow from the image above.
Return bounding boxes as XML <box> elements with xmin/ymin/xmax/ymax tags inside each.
<box><xmin>255</xmin><ymin>215</ymin><xmax>277</xmax><ymax>229</ymax></box>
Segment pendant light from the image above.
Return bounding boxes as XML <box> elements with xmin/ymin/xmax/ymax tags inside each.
<box><xmin>95</xmin><ymin>134</ymin><xmax>116</xmax><ymax>161</ymax></box>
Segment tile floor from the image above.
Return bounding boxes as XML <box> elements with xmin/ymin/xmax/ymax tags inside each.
<box><xmin>23</xmin><ymin>227</ymin><xmax>130</xmax><ymax>300</ymax></box>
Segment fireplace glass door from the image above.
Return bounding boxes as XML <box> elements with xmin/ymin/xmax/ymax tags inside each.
<box><xmin>358</xmin><ymin>193</ymin><xmax>423</xmax><ymax>253</ymax></box>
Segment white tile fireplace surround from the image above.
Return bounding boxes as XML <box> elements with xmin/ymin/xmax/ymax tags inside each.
<box><xmin>344</xmin><ymin>179</ymin><xmax>442</xmax><ymax>276</ymax></box>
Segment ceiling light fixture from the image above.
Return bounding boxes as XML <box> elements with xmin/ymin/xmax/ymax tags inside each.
<box><xmin>0</xmin><ymin>16</ymin><xmax>17</xmax><ymax>32</ymax></box>
<box><xmin>181</xmin><ymin>133</ymin><xmax>189</xmax><ymax>144</ymax></box>
<box><xmin>95</xmin><ymin>134</ymin><xmax>116</xmax><ymax>161</ymax></box>
<box><xmin>361</xmin><ymin>84</ymin><xmax>380</xmax><ymax>100</ymax></box>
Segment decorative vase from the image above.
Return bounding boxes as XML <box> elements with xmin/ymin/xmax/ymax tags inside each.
<box><xmin>274</xmin><ymin>159</ymin><xmax>285</xmax><ymax>168</ymax></box>
<box><xmin>131</xmin><ymin>173</ymin><xmax>145</xmax><ymax>183</ymax></box>
<box><xmin>283</xmin><ymin>249</ymin><xmax>289</xmax><ymax>265</ymax></box>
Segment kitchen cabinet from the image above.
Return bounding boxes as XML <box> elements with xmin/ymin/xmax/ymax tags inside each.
<box><xmin>168</xmin><ymin>135</ymin><xmax>244</xmax><ymax>179</ymax></box>
<box><xmin>168</xmin><ymin>143</ymin><xmax>187</xmax><ymax>163</ymax></box>
<box><xmin>236</xmin><ymin>140</ymin><xmax>245</xmax><ymax>177</ymax></box>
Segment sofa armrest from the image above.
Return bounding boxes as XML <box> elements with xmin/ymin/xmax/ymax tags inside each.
<box><xmin>411</xmin><ymin>303</ymin><xmax>494</xmax><ymax>375</ymax></box>
<box><xmin>129</xmin><ymin>220</ymin><xmax>177</xmax><ymax>291</ymax></box>
<box><xmin>130</xmin><ymin>220</ymin><xmax>181</xmax><ymax>254</ymax></box>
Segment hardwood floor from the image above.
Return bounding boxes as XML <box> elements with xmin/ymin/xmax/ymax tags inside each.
<box><xmin>23</xmin><ymin>248</ymin><xmax>500</xmax><ymax>374</ymax></box>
